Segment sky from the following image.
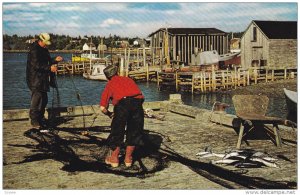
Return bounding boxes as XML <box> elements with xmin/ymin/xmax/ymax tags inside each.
<box><xmin>2</xmin><ymin>1</ymin><xmax>298</xmax><ymax>38</ymax></box>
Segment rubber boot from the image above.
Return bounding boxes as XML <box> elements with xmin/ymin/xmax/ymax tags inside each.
<box><xmin>124</xmin><ymin>146</ymin><xmax>135</xmax><ymax>167</ymax></box>
<box><xmin>105</xmin><ymin>147</ymin><xmax>120</xmax><ymax>167</ymax></box>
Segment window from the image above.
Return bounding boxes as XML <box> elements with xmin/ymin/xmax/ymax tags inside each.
<box><xmin>252</xmin><ymin>27</ymin><xmax>257</xmax><ymax>42</ymax></box>
<box><xmin>251</xmin><ymin>60</ymin><xmax>259</xmax><ymax>67</ymax></box>
<box><xmin>260</xmin><ymin>60</ymin><xmax>267</xmax><ymax>66</ymax></box>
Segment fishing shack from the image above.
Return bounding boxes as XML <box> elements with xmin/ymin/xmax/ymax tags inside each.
<box><xmin>148</xmin><ymin>27</ymin><xmax>229</xmax><ymax>66</ymax></box>
<box><xmin>240</xmin><ymin>20</ymin><xmax>297</xmax><ymax>68</ymax></box>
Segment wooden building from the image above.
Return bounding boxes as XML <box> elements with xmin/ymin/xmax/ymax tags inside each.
<box><xmin>83</xmin><ymin>43</ymin><xmax>96</xmax><ymax>51</ymax></box>
<box><xmin>148</xmin><ymin>28</ymin><xmax>228</xmax><ymax>66</ymax></box>
<box><xmin>240</xmin><ymin>20</ymin><xmax>297</xmax><ymax>68</ymax></box>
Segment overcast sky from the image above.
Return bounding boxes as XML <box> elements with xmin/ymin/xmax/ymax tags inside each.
<box><xmin>2</xmin><ymin>2</ymin><xmax>297</xmax><ymax>38</ymax></box>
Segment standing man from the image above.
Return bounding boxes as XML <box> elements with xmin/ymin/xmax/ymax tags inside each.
<box><xmin>26</xmin><ymin>32</ymin><xmax>63</xmax><ymax>129</ymax></box>
<box><xmin>100</xmin><ymin>65</ymin><xmax>145</xmax><ymax>167</ymax></box>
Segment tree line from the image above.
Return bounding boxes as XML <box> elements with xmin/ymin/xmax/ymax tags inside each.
<box><xmin>3</xmin><ymin>34</ymin><xmax>141</xmax><ymax>51</ymax></box>
<box><xmin>3</xmin><ymin>32</ymin><xmax>244</xmax><ymax>51</ymax></box>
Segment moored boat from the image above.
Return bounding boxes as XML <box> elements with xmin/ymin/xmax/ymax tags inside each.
<box><xmin>83</xmin><ymin>64</ymin><xmax>107</xmax><ymax>81</ymax></box>
<box><xmin>72</xmin><ymin>52</ymin><xmax>101</xmax><ymax>62</ymax></box>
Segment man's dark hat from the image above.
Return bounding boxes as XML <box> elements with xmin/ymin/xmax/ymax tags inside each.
<box><xmin>103</xmin><ymin>65</ymin><xmax>118</xmax><ymax>79</ymax></box>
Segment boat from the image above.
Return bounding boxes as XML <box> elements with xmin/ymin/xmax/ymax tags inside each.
<box><xmin>284</xmin><ymin>88</ymin><xmax>297</xmax><ymax>113</ymax></box>
<box><xmin>72</xmin><ymin>52</ymin><xmax>101</xmax><ymax>62</ymax></box>
<box><xmin>284</xmin><ymin>88</ymin><xmax>297</xmax><ymax>123</ymax></box>
<box><xmin>219</xmin><ymin>52</ymin><xmax>240</xmax><ymax>61</ymax></box>
<box><xmin>83</xmin><ymin>63</ymin><xmax>107</xmax><ymax>81</ymax></box>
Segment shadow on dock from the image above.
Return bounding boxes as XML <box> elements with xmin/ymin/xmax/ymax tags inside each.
<box><xmin>6</xmin><ymin>126</ymin><xmax>296</xmax><ymax>189</ymax></box>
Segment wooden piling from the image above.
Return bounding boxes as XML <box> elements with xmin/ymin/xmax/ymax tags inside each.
<box><xmin>191</xmin><ymin>74</ymin><xmax>194</xmax><ymax>94</ymax></box>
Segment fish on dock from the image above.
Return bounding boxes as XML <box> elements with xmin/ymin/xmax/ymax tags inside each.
<box><xmin>249</xmin><ymin>157</ymin><xmax>280</xmax><ymax>168</ymax></box>
<box><xmin>196</xmin><ymin>147</ymin><xmax>279</xmax><ymax>168</ymax></box>
<box><xmin>196</xmin><ymin>147</ymin><xmax>225</xmax><ymax>158</ymax></box>
<box><xmin>210</xmin><ymin>159</ymin><xmax>240</xmax><ymax>165</ymax></box>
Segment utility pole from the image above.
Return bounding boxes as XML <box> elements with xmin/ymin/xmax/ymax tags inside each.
<box><xmin>89</xmin><ymin>36</ymin><xmax>92</xmax><ymax>71</ymax></box>
<box><xmin>164</xmin><ymin>27</ymin><xmax>170</xmax><ymax>65</ymax></box>
<box><xmin>111</xmin><ymin>38</ymin><xmax>113</xmax><ymax>65</ymax></box>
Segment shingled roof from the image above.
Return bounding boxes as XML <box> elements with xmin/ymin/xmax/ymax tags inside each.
<box><xmin>148</xmin><ymin>28</ymin><xmax>226</xmax><ymax>37</ymax></box>
<box><xmin>254</xmin><ymin>20</ymin><xmax>297</xmax><ymax>39</ymax></box>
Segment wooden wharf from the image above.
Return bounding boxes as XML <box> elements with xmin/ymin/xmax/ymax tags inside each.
<box><xmin>57</xmin><ymin>61</ymin><xmax>90</xmax><ymax>75</ymax></box>
<box><xmin>3</xmin><ymin>95</ymin><xmax>297</xmax><ymax>189</ymax></box>
<box><xmin>55</xmin><ymin>60</ymin><xmax>297</xmax><ymax>95</ymax></box>
<box><xmin>158</xmin><ymin>66</ymin><xmax>297</xmax><ymax>93</ymax></box>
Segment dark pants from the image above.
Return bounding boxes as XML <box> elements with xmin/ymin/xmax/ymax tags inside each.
<box><xmin>107</xmin><ymin>98</ymin><xmax>144</xmax><ymax>149</ymax></box>
<box><xmin>29</xmin><ymin>90</ymin><xmax>48</xmax><ymax>123</ymax></box>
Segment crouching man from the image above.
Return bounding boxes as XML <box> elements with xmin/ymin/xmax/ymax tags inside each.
<box><xmin>100</xmin><ymin>65</ymin><xmax>145</xmax><ymax>167</ymax></box>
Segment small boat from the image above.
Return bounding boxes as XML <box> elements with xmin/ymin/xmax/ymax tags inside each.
<box><xmin>284</xmin><ymin>88</ymin><xmax>297</xmax><ymax>113</ymax></box>
<box><xmin>284</xmin><ymin>88</ymin><xmax>297</xmax><ymax>123</ymax></box>
<box><xmin>72</xmin><ymin>52</ymin><xmax>101</xmax><ymax>62</ymax></box>
<box><xmin>219</xmin><ymin>52</ymin><xmax>240</xmax><ymax>61</ymax></box>
<box><xmin>83</xmin><ymin>64</ymin><xmax>107</xmax><ymax>81</ymax></box>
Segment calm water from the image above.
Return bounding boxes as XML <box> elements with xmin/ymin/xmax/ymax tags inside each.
<box><xmin>3</xmin><ymin>52</ymin><xmax>288</xmax><ymax>117</ymax></box>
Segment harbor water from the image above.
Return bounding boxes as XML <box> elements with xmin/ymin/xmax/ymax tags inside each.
<box><xmin>3</xmin><ymin>52</ymin><xmax>288</xmax><ymax>117</ymax></box>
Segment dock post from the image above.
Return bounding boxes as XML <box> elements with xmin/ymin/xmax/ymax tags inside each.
<box><xmin>175</xmin><ymin>72</ymin><xmax>179</xmax><ymax>92</ymax></box>
<box><xmin>137</xmin><ymin>48</ymin><xmax>139</xmax><ymax>68</ymax></box>
<box><xmin>157</xmin><ymin>71</ymin><xmax>160</xmax><ymax>88</ymax></box>
<box><xmin>226</xmin><ymin>68</ymin><xmax>229</xmax><ymax>90</ymax></box>
<box><xmin>211</xmin><ymin>65</ymin><xmax>216</xmax><ymax>92</ymax></box>
<box><xmin>254</xmin><ymin>67</ymin><xmax>258</xmax><ymax>84</ymax></box>
<box><xmin>234</xmin><ymin>66</ymin><xmax>237</xmax><ymax>88</ymax></box>
<box><xmin>120</xmin><ymin>57</ymin><xmax>124</xmax><ymax>76</ymax></box>
<box><xmin>284</xmin><ymin>68</ymin><xmax>287</xmax><ymax>79</ymax></box>
<box><xmin>290</xmin><ymin>71</ymin><xmax>295</xmax><ymax>79</ymax></box>
<box><xmin>221</xmin><ymin>71</ymin><xmax>225</xmax><ymax>89</ymax></box>
<box><xmin>191</xmin><ymin>73</ymin><xmax>194</xmax><ymax>94</ymax></box>
<box><xmin>231</xmin><ymin>70</ymin><xmax>235</xmax><ymax>89</ymax></box>
<box><xmin>204</xmin><ymin>72</ymin><xmax>207</xmax><ymax>92</ymax></box>
<box><xmin>143</xmin><ymin>45</ymin><xmax>148</xmax><ymax>81</ymax></box>
<box><xmin>124</xmin><ymin>47</ymin><xmax>127</xmax><ymax>67</ymax></box>
<box><xmin>208</xmin><ymin>72</ymin><xmax>211</xmax><ymax>92</ymax></box>
<box><xmin>126</xmin><ymin>48</ymin><xmax>130</xmax><ymax>77</ymax></box>
<box><xmin>200</xmin><ymin>72</ymin><xmax>203</xmax><ymax>92</ymax></box>
<box><xmin>237</xmin><ymin>68</ymin><xmax>241</xmax><ymax>87</ymax></box>
<box><xmin>271</xmin><ymin>69</ymin><xmax>274</xmax><ymax>81</ymax></box>
<box><xmin>247</xmin><ymin>69</ymin><xmax>250</xmax><ymax>86</ymax></box>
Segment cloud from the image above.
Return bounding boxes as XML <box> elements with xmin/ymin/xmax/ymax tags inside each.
<box><xmin>3</xmin><ymin>12</ymin><xmax>44</xmax><ymax>22</ymax></box>
<box><xmin>2</xmin><ymin>3</ymin><xmax>24</xmax><ymax>11</ymax></box>
<box><xmin>28</xmin><ymin>3</ymin><xmax>50</xmax><ymax>7</ymax></box>
<box><xmin>2</xmin><ymin>2</ymin><xmax>297</xmax><ymax>37</ymax></box>
<box><xmin>55</xmin><ymin>5</ymin><xmax>90</xmax><ymax>12</ymax></box>
<box><xmin>71</xmin><ymin>16</ymin><xmax>80</xmax><ymax>20</ymax></box>
<box><xmin>91</xmin><ymin>3</ymin><xmax>128</xmax><ymax>11</ymax></box>
<box><xmin>100</xmin><ymin>18</ymin><xmax>122</xmax><ymax>28</ymax></box>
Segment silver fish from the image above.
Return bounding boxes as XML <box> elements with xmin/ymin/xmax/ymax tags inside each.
<box><xmin>250</xmin><ymin>157</ymin><xmax>280</xmax><ymax>168</ymax></box>
<box><xmin>235</xmin><ymin>162</ymin><xmax>262</xmax><ymax>168</ymax></box>
<box><xmin>251</xmin><ymin>152</ymin><xmax>278</xmax><ymax>162</ymax></box>
<box><xmin>211</xmin><ymin>159</ymin><xmax>240</xmax><ymax>165</ymax></box>
<box><xmin>223</xmin><ymin>151</ymin><xmax>242</xmax><ymax>159</ymax></box>
<box><xmin>196</xmin><ymin>150</ymin><xmax>225</xmax><ymax>158</ymax></box>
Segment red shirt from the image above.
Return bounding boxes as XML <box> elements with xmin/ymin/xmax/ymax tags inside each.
<box><xmin>100</xmin><ymin>75</ymin><xmax>144</xmax><ymax>107</ymax></box>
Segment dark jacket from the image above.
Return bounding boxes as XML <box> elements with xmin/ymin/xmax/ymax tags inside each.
<box><xmin>26</xmin><ymin>41</ymin><xmax>57</xmax><ymax>92</ymax></box>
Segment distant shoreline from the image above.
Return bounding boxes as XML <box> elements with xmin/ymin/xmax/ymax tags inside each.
<box><xmin>3</xmin><ymin>50</ymin><xmax>78</xmax><ymax>53</ymax></box>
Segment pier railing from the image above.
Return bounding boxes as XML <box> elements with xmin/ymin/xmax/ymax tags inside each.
<box><xmin>157</xmin><ymin>66</ymin><xmax>297</xmax><ymax>93</ymax></box>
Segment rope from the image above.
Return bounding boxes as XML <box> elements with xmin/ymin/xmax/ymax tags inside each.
<box><xmin>69</xmin><ymin>73</ymin><xmax>87</xmax><ymax>131</ymax></box>
<box><xmin>49</xmin><ymin>65</ymin><xmax>100</xmax><ymax>133</ymax></box>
